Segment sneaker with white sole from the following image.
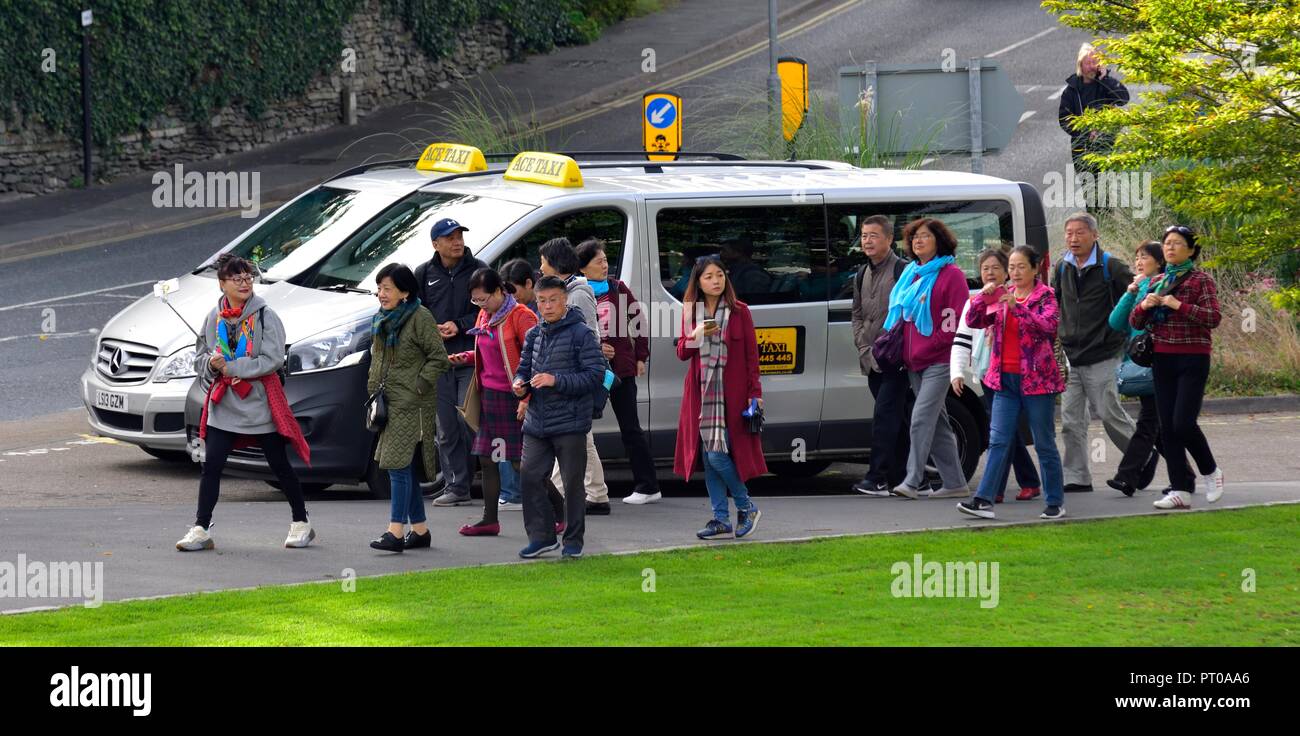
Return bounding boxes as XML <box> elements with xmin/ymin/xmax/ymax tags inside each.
<box><xmin>956</xmin><ymin>498</ymin><xmax>996</xmax><ymax>519</ymax></box>
<box><xmin>176</xmin><ymin>525</ymin><xmax>214</xmax><ymax>551</ymax></box>
<box><xmin>890</xmin><ymin>483</ymin><xmax>920</xmax><ymax>500</ymax></box>
<box><xmin>284</xmin><ymin>521</ymin><xmax>315</xmax><ymax>548</ymax></box>
<box><xmin>1202</xmin><ymin>468</ymin><xmax>1224</xmax><ymax>503</ymax></box>
<box><xmin>1039</xmin><ymin>505</ymin><xmax>1066</xmax><ymax>520</ymax></box>
<box><xmin>498</xmin><ymin>499</ymin><xmax>523</xmax><ymax>511</ymax></box>
<box><xmin>1153</xmin><ymin>490</ymin><xmax>1193</xmax><ymax>510</ymax></box>
<box><xmin>930</xmin><ymin>486</ymin><xmax>970</xmax><ymax>499</ymax></box>
<box><xmin>622</xmin><ymin>491</ymin><xmax>662</xmax><ymax>505</ymax></box>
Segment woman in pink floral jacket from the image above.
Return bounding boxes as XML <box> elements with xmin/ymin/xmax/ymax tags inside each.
<box><xmin>957</xmin><ymin>246</ymin><xmax>1067</xmax><ymax>521</ymax></box>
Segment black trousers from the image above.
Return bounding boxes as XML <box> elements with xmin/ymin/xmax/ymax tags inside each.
<box><xmin>198</xmin><ymin>426</ymin><xmax>307</xmax><ymax>529</ymax></box>
<box><xmin>865</xmin><ymin>368</ymin><xmax>910</xmax><ymax>486</ymax></box>
<box><xmin>521</xmin><ymin>433</ymin><xmax>587</xmax><ymax>548</ymax></box>
<box><xmin>608</xmin><ymin>377</ymin><xmax>659</xmax><ymax>494</ymax></box>
<box><xmin>1152</xmin><ymin>353</ymin><xmax>1217</xmax><ymax>493</ymax></box>
<box><xmin>1114</xmin><ymin>393</ymin><xmax>1162</xmax><ymax>489</ymax></box>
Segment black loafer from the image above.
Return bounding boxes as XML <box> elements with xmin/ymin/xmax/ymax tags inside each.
<box><xmin>403</xmin><ymin>530</ymin><xmax>431</xmax><ymax>549</ymax></box>
<box><xmin>1063</xmin><ymin>483</ymin><xmax>1094</xmax><ymax>493</ymax></box>
<box><xmin>370</xmin><ymin>531</ymin><xmax>404</xmax><ymax>553</ymax></box>
<box><xmin>1106</xmin><ymin>478</ymin><xmax>1136</xmax><ymax>497</ymax></box>
<box><xmin>586</xmin><ymin>501</ymin><xmax>611</xmax><ymax>516</ymax></box>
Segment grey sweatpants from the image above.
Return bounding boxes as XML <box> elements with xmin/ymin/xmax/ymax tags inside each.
<box><xmin>905</xmin><ymin>363</ymin><xmax>967</xmax><ymax>491</ymax></box>
<box><xmin>1060</xmin><ymin>356</ymin><xmax>1136</xmax><ymax>486</ymax></box>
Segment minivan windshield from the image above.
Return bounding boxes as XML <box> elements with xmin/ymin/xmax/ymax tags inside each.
<box><xmin>292</xmin><ymin>191</ymin><xmax>534</xmax><ymax>292</ymax></box>
<box><xmin>196</xmin><ymin>185</ymin><xmax>401</xmax><ymax>279</ymax></box>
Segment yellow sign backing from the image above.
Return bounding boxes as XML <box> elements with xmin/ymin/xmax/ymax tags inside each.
<box><xmin>778</xmin><ymin>57</ymin><xmax>809</xmax><ymax>142</ymax></box>
<box><xmin>643</xmin><ymin>92</ymin><xmax>682</xmax><ymax>162</ymax></box>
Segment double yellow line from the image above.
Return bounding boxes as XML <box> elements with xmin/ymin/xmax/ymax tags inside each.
<box><xmin>536</xmin><ymin>0</ymin><xmax>863</xmax><ymax>133</ymax></box>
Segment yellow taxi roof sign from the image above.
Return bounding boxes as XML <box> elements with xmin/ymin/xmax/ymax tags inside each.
<box><xmin>416</xmin><ymin>143</ymin><xmax>487</xmax><ymax>174</ymax></box>
<box><xmin>503</xmin><ymin>152</ymin><xmax>584</xmax><ymax>188</ymax></box>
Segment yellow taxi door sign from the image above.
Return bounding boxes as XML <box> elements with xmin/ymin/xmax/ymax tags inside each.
<box><xmin>778</xmin><ymin>57</ymin><xmax>809</xmax><ymax>142</ymax></box>
<box><xmin>755</xmin><ymin>326</ymin><xmax>805</xmax><ymax>375</ymax></box>
<box><xmin>416</xmin><ymin>143</ymin><xmax>487</xmax><ymax>173</ymax></box>
<box><xmin>504</xmin><ymin>152</ymin><xmax>584</xmax><ymax>187</ymax></box>
<box><xmin>643</xmin><ymin>92</ymin><xmax>682</xmax><ymax>162</ymax></box>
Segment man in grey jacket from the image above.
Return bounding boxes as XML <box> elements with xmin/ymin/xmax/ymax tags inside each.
<box><xmin>538</xmin><ymin>237</ymin><xmax>612</xmax><ymax>514</ymax></box>
<box><xmin>850</xmin><ymin>215</ymin><xmax>910</xmax><ymax>496</ymax></box>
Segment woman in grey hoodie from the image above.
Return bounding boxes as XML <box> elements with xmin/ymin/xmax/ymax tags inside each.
<box><xmin>176</xmin><ymin>254</ymin><xmax>314</xmax><ymax>551</ymax></box>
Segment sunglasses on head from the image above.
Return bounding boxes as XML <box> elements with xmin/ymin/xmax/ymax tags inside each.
<box><xmin>1164</xmin><ymin>225</ymin><xmax>1194</xmax><ymax>238</ymax></box>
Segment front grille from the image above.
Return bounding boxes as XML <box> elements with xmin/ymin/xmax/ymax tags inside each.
<box><xmin>95</xmin><ymin>338</ymin><xmax>160</xmax><ymax>385</ymax></box>
<box><xmin>153</xmin><ymin>413</ymin><xmax>185</xmax><ymax>433</ymax></box>
<box><xmin>230</xmin><ymin>447</ymin><xmax>266</xmax><ymax>460</ymax></box>
<box><xmin>94</xmin><ymin>408</ymin><xmax>144</xmax><ymax>431</ymax></box>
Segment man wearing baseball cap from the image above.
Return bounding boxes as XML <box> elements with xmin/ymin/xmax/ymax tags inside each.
<box><xmin>414</xmin><ymin>218</ymin><xmax>488</xmax><ymax>506</ymax></box>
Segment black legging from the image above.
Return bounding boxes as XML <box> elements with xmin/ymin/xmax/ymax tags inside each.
<box><xmin>1152</xmin><ymin>353</ymin><xmax>1217</xmax><ymax>493</ymax></box>
<box><xmin>476</xmin><ymin>458</ymin><xmax>563</xmax><ymax>525</ymax></box>
<box><xmin>197</xmin><ymin>426</ymin><xmax>307</xmax><ymax>529</ymax></box>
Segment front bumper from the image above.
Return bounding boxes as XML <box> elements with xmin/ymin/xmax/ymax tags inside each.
<box><xmin>80</xmin><ymin>364</ymin><xmax>192</xmax><ymax>451</ymax></box>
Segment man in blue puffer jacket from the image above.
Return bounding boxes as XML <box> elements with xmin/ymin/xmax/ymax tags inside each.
<box><xmin>513</xmin><ymin>276</ymin><xmax>606</xmax><ymax>559</ymax></box>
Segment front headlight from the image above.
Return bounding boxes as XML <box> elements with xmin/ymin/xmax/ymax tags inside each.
<box><xmin>154</xmin><ymin>347</ymin><xmax>198</xmax><ymax>382</ymax></box>
<box><xmin>288</xmin><ymin>317</ymin><xmax>372</xmax><ymax>373</ymax></box>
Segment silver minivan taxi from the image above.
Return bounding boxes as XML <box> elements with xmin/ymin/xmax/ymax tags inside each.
<box><xmin>80</xmin><ymin>164</ymin><xmax>449</xmax><ymax>460</ymax></box>
<box><xmin>182</xmin><ymin>149</ymin><xmax>1048</xmax><ymax>496</ymax></box>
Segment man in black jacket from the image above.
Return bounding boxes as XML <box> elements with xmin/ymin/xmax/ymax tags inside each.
<box><xmin>1058</xmin><ymin>43</ymin><xmax>1129</xmax><ymax>177</ymax></box>
<box><xmin>1052</xmin><ymin>212</ymin><xmax>1137</xmax><ymax>493</ymax></box>
<box><xmin>414</xmin><ymin>217</ymin><xmax>487</xmax><ymax>506</ymax></box>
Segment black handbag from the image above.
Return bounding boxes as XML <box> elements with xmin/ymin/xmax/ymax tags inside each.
<box><xmin>1126</xmin><ymin>331</ymin><xmax>1155</xmax><ymax>368</ymax></box>
<box><xmin>742</xmin><ymin>398</ymin><xmax>764</xmax><ymax>433</ymax></box>
<box><xmin>364</xmin><ymin>348</ymin><xmax>393</xmax><ymax>433</ymax></box>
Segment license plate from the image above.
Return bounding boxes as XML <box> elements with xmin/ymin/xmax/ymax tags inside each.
<box><xmin>94</xmin><ymin>390</ymin><xmax>128</xmax><ymax>412</ymax></box>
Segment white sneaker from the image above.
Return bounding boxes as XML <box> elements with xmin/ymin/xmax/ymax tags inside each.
<box><xmin>622</xmin><ymin>492</ymin><xmax>662</xmax><ymax>505</ymax></box>
<box><xmin>1153</xmin><ymin>490</ymin><xmax>1193</xmax><ymax>510</ymax></box>
<box><xmin>498</xmin><ymin>499</ymin><xmax>523</xmax><ymax>511</ymax></box>
<box><xmin>284</xmin><ymin>521</ymin><xmax>316</xmax><ymax>548</ymax></box>
<box><xmin>1202</xmin><ymin>468</ymin><xmax>1224</xmax><ymax>503</ymax></box>
<box><xmin>930</xmin><ymin>487</ymin><xmax>970</xmax><ymax>499</ymax></box>
<box><xmin>176</xmin><ymin>525</ymin><xmax>214</xmax><ymax>551</ymax></box>
<box><xmin>890</xmin><ymin>483</ymin><xmax>920</xmax><ymax>500</ymax></box>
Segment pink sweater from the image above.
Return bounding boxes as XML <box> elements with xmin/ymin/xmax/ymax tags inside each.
<box><xmin>902</xmin><ymin>264</ymin><xmax>970</xmax><ymax>372</ymax></box>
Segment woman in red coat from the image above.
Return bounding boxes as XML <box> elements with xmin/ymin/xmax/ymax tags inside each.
<box><xmin>674</xmin><ymin>256</ymin><xmax>767</xmax><ymax>540</ymax></box>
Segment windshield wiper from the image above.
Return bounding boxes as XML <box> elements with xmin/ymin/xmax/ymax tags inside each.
<box><xmin>317</xmin><ymin>283</ymin><xmax>373</xmax><ymax>295</ymax></box>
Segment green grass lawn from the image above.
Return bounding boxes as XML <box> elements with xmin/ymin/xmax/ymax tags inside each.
<box><xmin>3</xmin><ymin>506</ymin><xmax>1297</xmax><ymax>646</ymax></box>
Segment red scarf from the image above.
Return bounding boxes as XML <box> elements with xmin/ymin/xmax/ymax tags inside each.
<box><xmin>199</xmin><ymin>374</ymin><xmax>311</xmax><ymax>466</ymax></box>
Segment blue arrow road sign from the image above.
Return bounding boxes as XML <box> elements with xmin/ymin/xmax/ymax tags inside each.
<box><xmin>646</xmin><ymin>98</ymin><xmax>677</xmax><ymax>128</ymax></box>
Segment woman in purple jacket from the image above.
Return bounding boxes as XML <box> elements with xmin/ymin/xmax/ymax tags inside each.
<box><xmin>957</xmin><ymin>246</ymin><xmax>1067</xmax><ymax>521</ymax></box>
<box><xmin>888</xmin><ymin>219</ymin><xmax>972</xmax><ymax>500</ymax></box>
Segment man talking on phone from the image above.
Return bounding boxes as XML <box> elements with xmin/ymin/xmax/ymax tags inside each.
<box><xmin>1058</xmin><ymin>42</ymin><xmax>1129</xmax><ymax>181</ymax></box>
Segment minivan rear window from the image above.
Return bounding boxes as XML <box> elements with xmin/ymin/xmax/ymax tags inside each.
<box><xmin>292</xmin><ymin>191</ymin><xmax>534</xmax><ymax>291</ymax></box>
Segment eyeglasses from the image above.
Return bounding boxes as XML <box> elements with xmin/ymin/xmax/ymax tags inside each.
<box><xmin>222</xmin><ymin>275</ymin><xmax>255</xmax><ymax>285</ymax></box>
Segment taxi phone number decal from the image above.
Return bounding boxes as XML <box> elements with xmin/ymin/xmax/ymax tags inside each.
<box><xmin>755</xmin><ymin>326</ymin><xmax>804</xmax><ymax>375</ymax></box>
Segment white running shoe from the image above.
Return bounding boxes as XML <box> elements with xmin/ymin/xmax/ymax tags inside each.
<box><xmin>284</xmin><ymin>521</ymin><xmax>316</xmax><ymax>548</ymax></box>
<box><xmin>930</xmin><ymin>487</ymin><xmax>970</xmax><ymax>499</ymax></box>
<box><xmin>176</xmin><ymin>525</ymin><xmax>214</xmax><ymax>551</ymax></box>
<box><xmin>1202</xmin><ymin>468</ymin><xmax>1224</xmax><ymax>504</ymax></box>
<box><xmin>498</xmin><ymin>499</ymin><xmax>523</xmax><ymax>511</ymax></box>
<box><xmin>622</xmin><ymin>492</ymin><xmax>662</xmax><ymax>505</ymax></box>
<box><xmin>891</xmin><ymin>483</ymin><xmax>920</xmax><ymax>500</ymax></box>
<box><xmin>1153</xmin><ymin>490</ymin><xmax>1193</xmax><ymax>510</ymax></box>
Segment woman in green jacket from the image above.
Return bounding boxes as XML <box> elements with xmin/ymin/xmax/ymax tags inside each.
<box><xmin>368</xmin><ymin>263</ymin><xmax>452</xmax><ymax>552</ymax></box>
<box><xmin>1105</xmin><ymin>240</ymin><xmax>1164</xmax><ymax>496</ymax></box>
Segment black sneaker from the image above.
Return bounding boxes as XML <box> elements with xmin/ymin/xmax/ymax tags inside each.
<box><xmin>586</xmin><ymin>501</ymin><xmax>611</xmax><ymax>516</ymax></box>
<box><xmin>957</xmin><ymin>497</ymin><xmax>996</xmax><ymax>519</ymax></box>
<box><xmin>852</xmin><ymin>479</ymin><xmax>891</xmax><ymax>497</ymax></box>
<box><xmin>369</xmin><ymin>531</ymin><xmax>404</xmax><ymax>553</ymax></box>
<box><xmin>1039</xmin><ymin>505</ymin><xmax>1066</xmax><ymax>520</ymax></box>
<box><xmin>403</xmin><ymin>530</ymin><xmax>432</xmax><ymax>549</ymax></box>
<box><xmin>1106</xmin><ymin>478</ymin><xmax>1136</xmax><ymax>497</ymax></box>
<box><xmin>1063</xmin><ymin>483</ymin><xmax>1094</xmax><ymax>493</ymax></box>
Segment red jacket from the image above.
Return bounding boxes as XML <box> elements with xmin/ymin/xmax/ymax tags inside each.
<box><xmin>596</xmin><ymin>279</ymin><xmax>651</xmax><ymax>378</ymax></box>
<box><xmin>673</xmin><ymin>301</ymin><xmax>768</xmax><ymax>482</ymax></box>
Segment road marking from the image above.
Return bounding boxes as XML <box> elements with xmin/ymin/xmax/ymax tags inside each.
<box><xmin>0</xmin><ymin>328</ymin><xmax>99</xmax><ymax>344</ymax></box>
<box><xmin>0</xmin><ymin>281</ymin><xmax>155</xmax><ymax>313</ymax></box>
<box><xmin>1048</xmin><ymin>86</ymin><xmax>1065</xmax><ymax>101</ymax></box>
<box><xmin>920</xmin><ymin>157</ymin><xmax>936</xmax><ymax>166</ymax></box>
<box><xmin>986</xmin><ymin>26</ymin><xmax>1059</xmax><ymax>58</ymax></box>
<box><xmin>1019</xmin><ymin>110</ymin><xmax>1038</xmax><ymax>123</ymax></box>
<box><xmin>536</xmin><ymin>0</ymin><xmax>862</xmax><ymax>133</ymax></box>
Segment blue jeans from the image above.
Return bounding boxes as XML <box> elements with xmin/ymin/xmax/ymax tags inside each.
<box><xmin>498</xmin><ymin>461</ymin><xmax>521</xmax><ymax>504</ymax></box>
<box><xmin>389</xmin><ymin>463</ymin><xmax>426</xmax><ymax>525</ymax></box>
<box><xmin>980</xmin><ymin>381</ymin><xmax>1042</xmax><ymax>492</ymax></box>
<box><xmin>703</xmin><ymin>435</ymin><xmax>754</xmax><ymax>522</ymax></box>
<box><xmin>976</xmin><ymin>373</ymin><xmax>1063</xmax><ymax>507</ymax></box>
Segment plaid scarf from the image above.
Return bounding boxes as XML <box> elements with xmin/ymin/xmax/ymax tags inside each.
<box><xmin>698</xmin><ymin>304</ymin><xmax>730</xmax><ymax>453</ymax></box>
<box><xmin>372</xmin><ymin>298</ymin><xmax>421</xmax><ymax>348</ymax></box>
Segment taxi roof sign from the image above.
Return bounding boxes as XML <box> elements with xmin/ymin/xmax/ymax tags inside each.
<box><xmin>503</xmin><ymin>152</ymin><xmax>584</xmax><ymax>188</ymax></box>
<box><xmin>416</xmin><ymin>143</ymin><xmax>487</xmax><ymax>174</ymax></box>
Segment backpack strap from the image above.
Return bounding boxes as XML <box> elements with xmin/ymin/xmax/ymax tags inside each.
<box><xmin>892</xmin><ymin>256</ymin><xmax>906</xmax><ymax>282</ymax></box>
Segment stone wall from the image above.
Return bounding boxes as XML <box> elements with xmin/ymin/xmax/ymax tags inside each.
<box><xmin>0</xmin><ymin>0</ymin><xmax>513</xmax><ymax>198</ymax></box>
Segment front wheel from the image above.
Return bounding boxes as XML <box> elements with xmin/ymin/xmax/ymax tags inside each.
<box><xmin>944</xmin><ymin>396</ymin><xmax>981</xmax><ymax>482</ymax></box>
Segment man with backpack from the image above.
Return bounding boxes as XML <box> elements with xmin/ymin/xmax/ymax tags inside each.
<box><xmin>1052</xmin><ymin>213</ymin><xmax>1137</xmax><ymax>492</ymax></box>
<box><xmin>850</xmin><ymin>215</ymin><xmax>911</xmax><ymax>495</ymax></box>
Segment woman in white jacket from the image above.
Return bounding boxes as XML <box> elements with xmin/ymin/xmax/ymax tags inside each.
<box><xmin>950</xmin><ymin>248</ymin><xmax>1041</xmax><ymax>503</ymax></box>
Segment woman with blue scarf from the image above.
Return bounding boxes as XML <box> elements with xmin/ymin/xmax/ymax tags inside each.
<box><xmin>887</xmin><ymin>219</ymin><xmax>973</xmax><ymax>499</ymax></box>
<box><xmin>367</xmin><ymin>263</ymin><xmax>451</xmax><ymax>553</ymax></box>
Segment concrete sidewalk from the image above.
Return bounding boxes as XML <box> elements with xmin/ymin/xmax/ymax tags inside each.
<box><xmin>0</xmin><ymin>0</ymin><xmax>836</xmax><ymax>263</ymax></box>
<box><xmin>2</xmin><ymin>486</ymin><xmax>1297</xmax><ymax>612</ymax></box>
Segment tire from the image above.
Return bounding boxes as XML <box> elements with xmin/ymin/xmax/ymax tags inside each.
<box><xmin>266</xmin><ymin>480</ymin><xmax>332</xmax><ymax>494</ymax></box>
<box><xmin>767</xmin><ymin>459</ymin><xmax>833</xmax><ymax>479</ymax></box>
<box><xmin>142</xmin><ymin>447</ymin><xmax>192</xmax><ymax>463</ymax></box>
<box><xmin>944</xmin><ymin>395</ymin><xmax>981</xmax><ymax>482</ymax></box>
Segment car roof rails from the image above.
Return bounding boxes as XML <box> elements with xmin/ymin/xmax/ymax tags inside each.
<box><xmin>482</xmin><ymin>150</ymin><xmax>748</xmax><ymax>162</ymax></box>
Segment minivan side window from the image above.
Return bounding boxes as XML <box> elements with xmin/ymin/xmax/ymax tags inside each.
<box><xmin>827</xmin><ymin>201</ymin><xmax>1014</xmax><ymax>298</ymax></box>
<box><xmin>492</xmin><ymin>208</ymin><xmax>627</xmax><ymax>276</ymax></box>
<box><xmin>656</xmin><ymin>204</ymin><xmax>828</xmax><ymax>304</ymax></box>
